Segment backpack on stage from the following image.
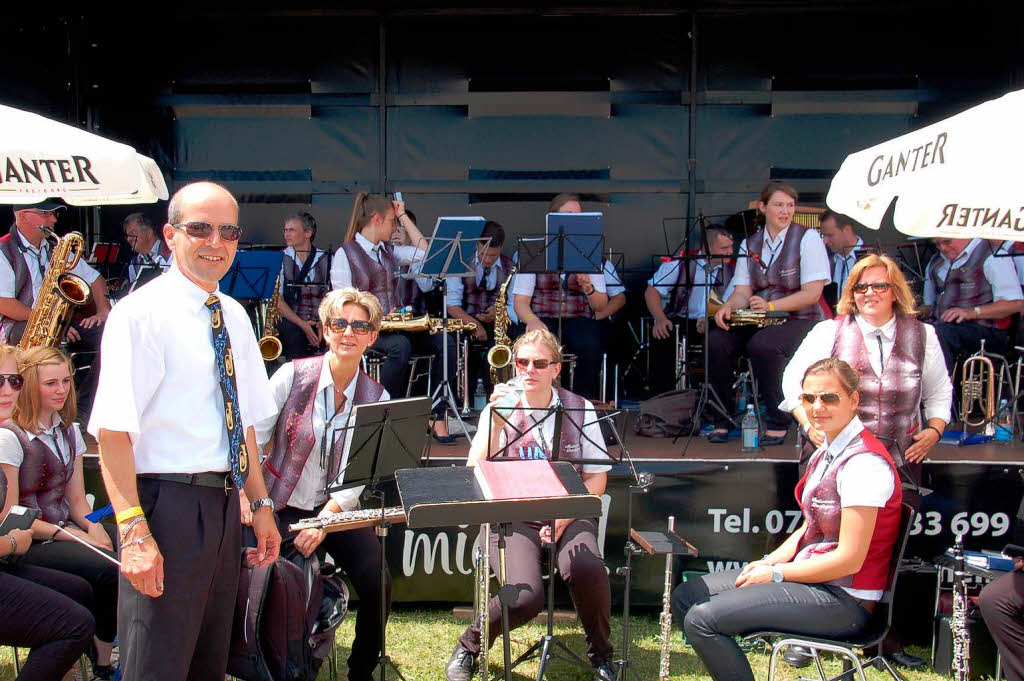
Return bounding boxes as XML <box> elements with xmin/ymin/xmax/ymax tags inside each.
<box><xmin>228</xmin><ymin>552</ymin><xmax>349</xmax><ymax>681</ymax></box>
<box><xmin>633</xmin><ymin>388</ymin><xmax>698</xmax><ymax>438</ymax></box>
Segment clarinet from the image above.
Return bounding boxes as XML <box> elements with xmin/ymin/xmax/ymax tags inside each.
<box><xmin>951</xmin><ymin>534</ymin><xmax>971</xmax><ymax>681</ymax></box>
<box><xmin>658</xmin><ymin>516</ymin><xmax>676</xmax><ymax>681</ymax></box>
<box><xmin>474</xmin><ymin>524</ymin><xmax>490</xmax><ymax>679</ymax></box>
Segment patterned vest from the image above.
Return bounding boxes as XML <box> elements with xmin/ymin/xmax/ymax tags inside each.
<box><xmin>794</xmin><ymin>428</ymin><xmax>903</xmax><ymax>593</ymax></box>
<box><xmin>746</xmin><ymin>224</ymin><xmax>823</xmax><ymax>321</ymax></box>
<box><xmin>263</xmin><ymin>356</ymin><xmax>386</xmax><ymax>509</ymax></box>
<box><xmin>499</xmin><ymin>387</ymin><xmax>588</xmax><ymax>476</ymax></box>
<box><xmin>530</xmin><ymin>274</ymin><xmax>592</xmax><ymax>319</ymax></box>
<box><xmin>832</xmin><ymin>314</ymin><xmax>924</xmax><ymax>476</ymax></box>
<box><xmin>342</xmin><ymin>240</ymin><xmax>400</xmax><ymax>315</ymax></box>
<box><xmin>0</xmin><ymin>225</ymin><xmax>36</xmax><ymax>343</ymax></box>
<box><xmin>928</xmin><ymin>244</ymin><xmax>1000</xmax><ymax>328</ymax></box>
<box><xmin>462</xmin><ymin>255</ymin><xmax>514</xmax><ymax>316</ymax></box>
<box><xmin>282</xmin><ymin>249</ymin><xmax>331</xmax><ymax>322</ymax></box>
<box><xmin>665</xmin><ymin>258</ymin><xmax>734</xmax><ymax>319</ymax></box>
<box><xmin>1</xmin><ymin>421</ymin><xmax>78</xmax><ymax>525</ymax></box>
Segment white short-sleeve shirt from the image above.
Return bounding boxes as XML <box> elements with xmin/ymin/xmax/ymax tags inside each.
<box><xmin>0</xmin><ymin>227</ymin><xmax>101</xmax><ymax>303</ymax></box>
<box><xmin>730</xmin><ymin>226</ymin><xmax>831</xmax><ymax>290</ymax></box>
<box><xmin>330</xmin><ymin>233</ymin><xmax>425</xmax><ymax>291</ymax></box>
<box><xmin>0</xmin><ymin>415</ymin><xmax>86</xmax><ymax>468</ymax></box>
<box><xmin>922</xmin><ymin>238</ymin><xmax>1024</xmax><ymax>306</ymax></box>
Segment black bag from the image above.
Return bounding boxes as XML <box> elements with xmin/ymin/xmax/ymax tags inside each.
<box><xmin>228</xmin><ymin>553</ymin><xmax>349</xmax><ymax>681</ymax></box>
<box><xmin>633</xmin><ymin>389</ymin><xmax>698</xmax><ymax>437</ymax></box>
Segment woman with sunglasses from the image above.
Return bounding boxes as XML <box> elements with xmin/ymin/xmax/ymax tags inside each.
<box><xmin>0</xmin><ymin>344</ymin><xmax>96</xmax><ymax>681</ymax></box>
<box><xmin>253</xmin><ymin>287</ymin><xmax>390</xmax><ymax>681</ymax></box>
<box><xmin>781</xmin><ymin>254</ymin><xmax>952</xmax><ymax>484</ymax></box>
<box><xmin>672</xmin><ymin>357</ymin><xmax>903</xmax><ymax>681</ymax></box>
<box><xmin>0</xmin><ymin>346</ymin><xmax>118</xmax><ymax>678</ymax></box>
<box><xmin>446</xmin><ymin>328</ymin><xmax>616</xmax><ymax>681</ymax></box>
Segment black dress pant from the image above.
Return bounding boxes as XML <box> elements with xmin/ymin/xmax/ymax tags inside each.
<box><xmin>707</xmin><ymin>318</ymin><xmax>817</xmax><ymax>430</ymax></box>
<box><xmin>21</xmin><ymin>522</ymin><xmax>119</xmax><ymax>643</ymax></box>
<box><xmin>277</xmin><ymin>506</ymin><xmax>392</xmax><ymax>681</ymax></box>
<box><xmin>0</xmin><ymin>563</ymin><xmax>95</xmax><ymax>681</ymax></box>
<box><xmin>118</xmin><ymin>476</ymin><xmax>241</xmax><ymax>681</ymax></box>
<box><xmin>979</xmin><ymin>569</ymin><xmax>1024</xmax><ymax>681</ymax></box>
<box><xmin>539</xmin><ymin>316</ymin><xmax>604</xmax><ymax>400</ymax></box>
<box><xmin>458</xmin><ymin>519</ymin><xmax>613</xmax><ymax>666</ymax></box>
<box><xmin>67</xmin><ymin>319</ymin><xmax>103</xmax><ymax>417</ymax></box>
<box><xmin>370</xmin><ymin>332</ymin><xmax>412</xmax><ymax>397</ymax></box>
<box><xmin>420</xmin><ymin>332</ymin><xmax>459</xmax><ymax>418</ymax></box>
<box><xmin>278</xmin><ymin>317</ymin><xmax>324</xmax><ymax>360</ymax></box>
<box><xmin>649</xmin><ymin>317</ymin><xmax>703</xmax><ymax>395</ymax></box>
<box><xmin>934</xmin><ymin>320</ymin><xmax>1008</xmax><ymax>373</ymax></box>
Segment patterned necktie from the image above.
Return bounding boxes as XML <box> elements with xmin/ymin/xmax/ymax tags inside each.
<box><xmin>482</xmin><ymin>266</ymin><xmax>491</xmax><ymax>285</ymax></box>
<box><xmin>205</xmin><ymin>294</ymin><xmax>248</xmax><ymax>490</ymax></box>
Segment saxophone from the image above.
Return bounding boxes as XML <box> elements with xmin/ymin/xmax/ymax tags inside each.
<box><xmin>473</xmin><ymin>524</ymin><xmax>490</xmax><ymax>679</ymax></box>
<box><xmin>20</xmin><ymin>228</ymin><xmax>92</xmax><ymax>349</ymax></box>
<box><xmin>951</xmin><ymin>535</ymin><xmax>971</xmax><ymax>681</ymax></box>
<box><xmin>488</xmin><ymin>266</ymin><xmax>516</xmax><ymax>384</ymax></box>
<box><xmin>258</xmin><ymin>274</ymin><xmax>283</xmax><ymax>361</ymax></box>
<box><xmin>658</xmin><ymin>516</ymin><xmax>676</xmax><ymax>681</ymax></box>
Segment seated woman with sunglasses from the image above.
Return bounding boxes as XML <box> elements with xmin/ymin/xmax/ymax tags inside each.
<box><xmin>0</xmin><ymin>346</ymin><xmax>119</xmax><ymax>678</ymax></box>
<box><xmin>252</xmin><ymin>287</ymin><xmax>390</xmax><ymax>681</ymax></box>
<box><xmin>672</xmin><ymin>357</ymin><xmax>903</xmax><ymax>681</ymax></box>
<box><xmin>446</xmin><ymin>328</ymin><xmax>615</xmax><ymax>681</ymax></box>
<box><xmin>781</xmin><ymin>254</ymin><xmax>952</xmax><ymax>486</ymax></box>
<box><xmin>0</xmin><ymin>344</ymin><xmax>96</xmax><ymax>681</ymax></box>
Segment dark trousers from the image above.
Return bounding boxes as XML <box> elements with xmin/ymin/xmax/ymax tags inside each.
<box><xmin>458</xmin><ymin>518</ymin><xmax>613</xmax><ymax>665</ymax></box>
<box><xmin>934</xmin><ymin>321</ymin><xmax>1007</xmax><ymax>374</ymax></box>
<box><xmin>370</xmin><ymin>332</ymin><xmax>412</xmax><ymax>397</ymax></box>
<box><xmin>978</xmin><ymin>569</ymin><xmax>1024</xmax><ymax>681</ymax></box>
<box><xmin>0</xmin><ymin>563</ymin><xmax>95</xmax><ymax>681</ymax></box>
<box><xmin>650</xmin><ymin>317</ymin><xmax>703</xmax><ymax>395</ymax></box>
<box><xmin>278</xmin><ymin>317</ymin><xmax>324</xmax><ymax>360</ymax></box>
<box><xmin>21</xmin><ymin>522</ymin><xmax>118</xmax><ymax>643</ymax></box>
<box><xmin>671</xmin><ymin>568</ymin><xmax>871</xmax><ymax>681</ymax></box>
<box><xmin>707</xmin><ymin>318</ymin><xmax>817</xmax><ymax>430</ymax></box>
<box><xmin>539</xmin><ymin>316</ymin><xmax>605</xmax><ymax>400</ymax></box>
<box><xmin>420</xmin><ymin>333</ymin><xmax>459</xmax><ymax>418</ymax></box>
<box><xmin>466</xmin><ymin>321</ymin><xmax>497</xmax><ymax>395</ymax></box>
<box><xmin>118</xmin><ymin>476</ymin><xmax>241</xmax><ymax>681</ymax></box>
<box><xmin>68</xmin><ymin>319</ymin><xmax>102</xmax><ymax>417</ymax></box>
<box><xmin>277</xmin><ymin>506</ymin><xmax>391</xmax><ymax>681</ymax></box>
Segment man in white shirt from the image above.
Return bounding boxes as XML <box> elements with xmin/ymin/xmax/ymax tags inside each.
<box><xmin>278</xmin><ymin>212</ymin><xmax>330</xmax><ymax>359</ymax></box>
<box><xmin>122</xmin><ymin>212</ymin><xmax>172</xmax><ymax>291</ymax></box>
<box><xmin>819</xmin><ymin>210</ymin><xmax>864</xmax><ymax>308</ymax></box>
<box><xmin>89</xmin><ymin>182</ymin><xmax>281</xmax><ymax>680</ymax></box>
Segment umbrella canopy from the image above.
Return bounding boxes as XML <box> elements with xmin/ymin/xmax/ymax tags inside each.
<box><xmin>0</xmin><ymin>103</ymin><xmax>168</xmax><ymax>206</ymax></box>
<box><xmin>826</xmin><ymin>88</ymin><xmax>1024</xmax><ymax>241</ymax></box>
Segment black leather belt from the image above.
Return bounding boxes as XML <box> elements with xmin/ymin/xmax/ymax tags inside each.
<box><xmin>138</xmin><ymin>472</ymin><xmax>232</xmax><ymax>491</ymax></box>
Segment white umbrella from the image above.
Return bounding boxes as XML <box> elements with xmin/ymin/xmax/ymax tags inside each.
<box><xmin>826</xmin><ymin>88</ymin><xmax>1024</xmax><ymax>241</ymax></box>
<box><xmin>0</xmin><ymin>103</ymin><xmax>168</xmax><ymax>206</ymax></box>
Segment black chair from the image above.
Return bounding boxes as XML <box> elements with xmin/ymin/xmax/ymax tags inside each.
<box><xmin>741</xmin><ymin>502</ymin><xmax>917</xmax><ymax>681</ymax></box>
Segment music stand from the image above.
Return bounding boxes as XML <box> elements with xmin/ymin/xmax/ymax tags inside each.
<box><xmin>325</xmin><ymin>396</ymin><xmax>431</xmax><ymax>681</ymax></box>
<box><xmin>219</xmin><ymin>250</ymin><xmax>283</xmax><ymax>300</ymax></box>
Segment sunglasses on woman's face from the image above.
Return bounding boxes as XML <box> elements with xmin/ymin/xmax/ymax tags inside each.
<box><xmin>515</xmin><ymin>358</ymin><xmax>553</xmax><ymax>370</ymax></box>
<box><xmin>327</xmin><ymin>318</ymin><xmax>374</xmax><ymax>335</ymax></box>
<box><xmin>172</xmin><ymin>221</ymin><xmax>243</xmax><ymax>241</ymax></box>
<box><xmin>0</xmin><ymin>374</ymin><xmax>24</xmax><ymax>390</ymax></box>
<box><xmin>799</xmin><ymin>392</ymin><xmax>842</xmax><ymax>406</ymax></box>
<box><xmin>852</xmin><ymin>282</ymin><xmax>892</xmax><ymax>294</ymax></box>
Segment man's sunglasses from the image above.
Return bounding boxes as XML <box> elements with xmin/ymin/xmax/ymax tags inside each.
<box><xmin>327</xmin><ymin>318</ymin><xmax>374</xmax><ymax>335</ymax></box>
<box><xmin>851</xmin><ymin>282</ymin><xmax>892</xmax><ymax>294</ymax></box>
<box><xmin>799</xmin><ymin>392</ymin><xmax>842</xmax><ymax>406</ymax></box>
<box><xmin>0</xmin><ymin>374</ymin><xmax>24</xmax><ymax>390</ymax></box>
<box><xmin>515</xmin><ymin>358</ymin><xmax>553</xmax><ymax>370</ymax></box>
<box><xmin>172</xmin><ymin>221</ymin><xmax>243</xmax><ymax>242</ymax></box>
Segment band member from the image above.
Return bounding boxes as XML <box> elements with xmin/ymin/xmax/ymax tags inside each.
<box><xmin>645</xmin><ymin>225</ymin><xmax>735</xmax><ymax>394</ymax></box>
<box><xmin>819</xmin><ymin>210</ymin><xmax>865</xmax><ymax>308</ymax></box>
<box><xmin>277</xmin><ymin>212</ymin><xmax>330</xmax><ymax>359</ymax></box>
<box><xmin>89</xmin><ymin>182</ymin><xmax>281</xmax><ymax>680</ymax></box>
<box><xmin>123</xmin><ymin>212</ymin><xmax>172</xmax><ymax>289</ymax></box>
<box><xmin>446</xmin><ymin>329</ymin><xmax>614</xmax><ymax>681</ymax></box>
<box><xmin>512</xmin><ymin>194</ymin><xmax>610</xmax><ymax>400</ymax></box>
<box><xmin>709</xmin><ymin>182</ymin><xmax>830</xmax><ymax>445</ymax></box>
<box><xmin>672</xmin><ymin>358</ymin><xmax>903</xmax><ymax>681</ymax></box>
<box><xmin>0</xmin><ymin>343</ymin><xmax>96</xmax><ymax>681</ymax></box>
<box><xmin>330</xmin><ymin>192</ymin><xmax>427</xmax><ymax>398</ymax></box>
<box><xmin>253</xmin><ymin>288</ymin><xmax>391</xmax><ymax>681</ymax></box>
<box><xmin>447</xmin><ymin>220</ymin><xmax>515</xmax><ymax>394</ymax></box>
<box><xmin>978</xmin><ymin>495</ymin><xmax>1024</xmax><ymax>681</ymax></box>
<box><xmin>392</xmin><ymin>209</ymin><xmax>440</xmax><ymax>317</ymax></box>
<box><xmin>923</xmin><ymin>237</ymin><xmax>1023</xmax><ymax>371</ymax></box>
<box><xmin>598</xmin><ymin>257</ymin><xmax>627</xmax><ymax>320</ymax></box>
<box><xmin>0</xmin><ymin>346</ymin><xmax>118</xmax><ymax>677</ymax></box>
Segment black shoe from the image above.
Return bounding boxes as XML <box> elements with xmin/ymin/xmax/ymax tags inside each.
<box><xmin>782</xmin><ymin>645</ymin><xmax>814</xmax><ymax>668</ymax></box>
<box><xmin>90</xmin><ymin>665</ymin><xmax>115</xmax><ymax>681</ymax></box>
<box><xmin>887</xmin><ymin>650</ymin><xmax>927</xmax><ymax>669</ymax></box>
<box><xmin>708</xmin><ymin>429</ymin><xmax>730</xmax><ymax>443</ymax></box>
<box><xmin>593</xmin><ymin>659</ymin><xmax>615</xmax><ymax>681</ymax></box>
<box><xmin>761</xmin><ymin>430</ymin><xmax>789</xmax><ymax>446</ymax></box>
<box><xmin>432</xmin><ymin>430</ymin><xmax>458</xmax><ymax>445</ymax></box>
<box><xmin>445</xmin><ymin>642</ymin><xmax>478</xmax><ymax>681</ymax></box>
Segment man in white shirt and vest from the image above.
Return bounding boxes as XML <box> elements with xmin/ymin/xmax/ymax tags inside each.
<box><xmin>819</xmin><ymin>210</ymin><xmax>865</xmax><ymax>308</ymax></box>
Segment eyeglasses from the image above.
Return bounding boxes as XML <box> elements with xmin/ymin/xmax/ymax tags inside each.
<box><xmin>0</xmin><ymin>374</ymin><xmax>24</xmax><ymax>390</ymax></box>
<box><xmin>515</xmin><ymin>358</ymin><xmax>553</xmax><ymax>370</ymax></box>
<box><xmin>326</xmin><ymin>318</ymin><xmax>374</xmax><ymax>335</ymax></box>
<box><xmin>172</xmin><ymin>221</ymin><xmax>243</xmax><ymax>242</ymax></box>
<box><xmin>799</xmin><ymin>392</ymin><xmax>843</xmax><ymax>406</ymax></box>
<box><xmin>852</xmin><ymin>282</ymin><xmax>892</xmax><ymax>294</ymax></box>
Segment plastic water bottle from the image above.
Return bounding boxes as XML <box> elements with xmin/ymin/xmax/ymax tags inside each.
<box><xmin>494</xmin><ymin>376</ymin><xmax>526</xmax><ymax>419</ymax></box>
<box><xmin>473</xmin><ymin>378</ymin><xmax>487</xmax><ymax>411</ymax></box>
<box><xmin>741</xmin><ymin>405</ymin><xmax>759</xmax><ymax>452</ymax></box>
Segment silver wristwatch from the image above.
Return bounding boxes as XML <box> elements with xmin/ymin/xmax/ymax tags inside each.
<box><xmin>250</xmin><ymin>497</ymin><xmax>275</xmax><ymax>514</ymax></box>
<box><xmin>772</xmin><ymin>566</ymin><xmax>785</xmax><ymax>583</ymax></box>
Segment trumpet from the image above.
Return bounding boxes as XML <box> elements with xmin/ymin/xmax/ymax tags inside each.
<box><xmin>706</xmin><ymin>290</ymin><xmax>788</xmax><ymax>328</ymax></box>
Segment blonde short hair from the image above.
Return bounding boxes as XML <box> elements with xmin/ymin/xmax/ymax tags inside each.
<box><xmin>512</xmin><ymin>328</ymin><xmax>563</xmax><ymax>364</ymax></box>
<box><xmin>0</xmin><ymin>344</ymin><xmax>19</xmax><ymax>369</ymax></box>
<box><xmin>318</xmin><ymin>288</ymin><xmax>384</xmax><ymax>330</ymax></box>
<box><xmin>14</xmin><ymin>346</ymin><xmax>76</xmax><ymax>433</ymax></box>
<box><xmin>837</xmin><ymin>254</ymin><xmax>918</xmax><ymax>317</ymax></box>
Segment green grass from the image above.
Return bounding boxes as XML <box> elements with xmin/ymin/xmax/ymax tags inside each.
<box><xmin>0</xmin><ymin>608</ymin><xmax>949</xmax><ymax>680</ymax></box>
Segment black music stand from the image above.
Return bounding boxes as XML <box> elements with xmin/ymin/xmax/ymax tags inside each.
<box><xmin>326</xmin><ymin>396</ymin><xmax>431</xmax><ymax>681</ymax></box>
